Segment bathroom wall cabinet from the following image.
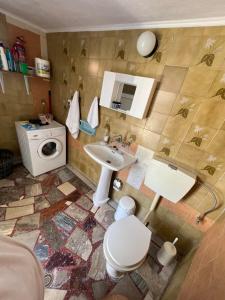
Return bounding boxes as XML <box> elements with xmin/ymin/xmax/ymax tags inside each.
<box><xmin>100</xmin><ymin>71</ymin><xmax>157</xmax><ymax>119</ymax></box>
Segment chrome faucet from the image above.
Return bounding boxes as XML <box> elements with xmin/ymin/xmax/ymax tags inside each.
<box><xmin>111</xmin><ymin>134</ymin><xmax>123</xmax><ymax>143</ymax></box>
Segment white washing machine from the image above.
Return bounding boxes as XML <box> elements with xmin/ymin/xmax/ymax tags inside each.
<box><xmin>15</xmin><ymin>121</ymin><xmax>66</xmax><ymax>177</ymax></box>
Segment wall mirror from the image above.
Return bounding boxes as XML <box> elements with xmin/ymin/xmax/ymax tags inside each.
<box><xmin>100</xmin><ymin>71</ymin><xmax>157</xmax><ymax>119</ymax></box>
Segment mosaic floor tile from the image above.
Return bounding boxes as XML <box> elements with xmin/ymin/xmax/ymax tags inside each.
<box><xmin>0</xmin><ymin>186</ymin><xmax>24</xmax><ymax>204</ymax></box>
<box><xmin>144</xmin><ymin>291</ymin><xmax>154</xmax><ymax>300</ymax></box>
<box><xmin>35</xmin><ymin>196</ymin><xmax>50</xmax><ymax>211</ymax></box>
<box><xmin>36</xmin><ymin>174</ymin><xmax>49</xmax><ymax>181</ymax></box>
<box><xmin>130</xmin><ymin>271</ymin><xmax>149</xmax><ymax>296</ymax></box>
<box><xmin>136</xmin><ymin>260</ymin><xmax>166</xmax><ymax>299</ymax></box>
<box><xmin>65</xmin><ymin>204</ymin><xmax>88</xmax><ymax>223</ymax></box>
<box><xmin>68</xmin><ymin>294</ymin><xmax>88</xmax><ymax>300</ymax></box>
<box><xmin>69</xmin><ymin>266</ymin><xmax>88</xmax><ymax>291</ymax></box>
<box><xmin>53</xmin><ymin>212</ymin><xmax>76</xmax><ymax>235</ymax></box>
<box><xmin>91</xmin><ymin>205</ymin><xmax>99</xmax><ymax>214</ymax></box>
<box><xmin>14</xmin><ymin>212</ymin><xmax>40</xmax><ymax>233</ymax></box>
<box><xmin>46</xmin><ymin>186</ymin><xmax>64</xmax><ymax>205</ymax></box>
<box><xmin>44</xmin><ymin>288</ymin><xmax>67</xmax><ymax>300</ymax></box>
<box><xmin>88</xmin><ymin>244</ymin><xmax>106</xmax><ymax>280</ymax></box>
<box><xmin>8</xmin><ymin>196</ymin><xmax>34</xmax><ymax>207</ymax></box>
<box><xmin>52</xmin><ymin>268</ymin><xmax>71</xmax><ymax>289</ymax></box>
<box><xmin>0</xmin><ymin>219</ymin><xmax>16</xmax><ymax>235</ymax></box>
<box><xmin>83</xmin><ymin>217</ymin><xmax>96</xmax><ymax>231</ymax></box>
<box><xmin>34</xmin><ymin>243</ymin><xmax>49</xmax><ymax>262</ymax></box>
<box><xmin>66</xmin><ymin>227</ymin><xmax>92</xmax><ymax>261</ymax></box>
<box><xmin>0</xmin><ymin>179</ymin><xmax>15</xmax><ymax>188</ymax></box>
<box><xmin>0</xmin><ymin>207</ymin><xmax>6</xmax><ymax>221</ymax></box>
<box><xmin>42</xmin><ymin>220</ymin><xmax>65</xmax><ymax>251</ymax></box>
<box><xmin>92</xmin><ymin>224</ymin><xmax>105</xmax><ymax>244</ymax></box>
<box><xmin>109</xmin><ymin>275</ymin><xmax>143</xmax><ymax>300</ymax></box>
<box><xmin>42</xmin><ymin>174</ymin><xmax>61</xmax><ymax>194</ymax></box>
<box><xmin>57</xmin><ymin>182</ymin><xmax>76</xmax><ymax>196</ymax></box>
<box><xmin>76</xmin><ymin>195</ymin><xmax>93</xmax><ymax>211</ymax></box>
<box><xmin>25</xmin><ymin>183</ymin><xmax>42</xmax><ymax>197</ymax></box>
<box><xmin>46</xmin><ymin>251</ymin><xmax>76</xmax><ymax>271</ymax></box>
<box><xmin>92</xmin><ymin>281</ymin><xmax>109</xmax><ymax>300</ymax></box>
<box><xmin>5</xmin><ymin>204</ymin><xmax>34</xmax><ymax>220</ymax></box>
<box><xmin>94</xmin><ymin>203</ymin><xmax>115</xmax><ymax>229</ymax></box>
<box><xmin>15</xmin><ymin>177</ymin><xmax>37</xmax><ymax>186</ymax></box>
<box><xmin>70</xmin><ymin>177</ymin><xmax>91</xmax><ymax>194</ymax></box>
<box><xmin>57</xmin><ymin>168</ymin><xmax>75</xmax><ymax>183</ymax></box>
<box><xmin>8</xmin><ymin>165</ymin><xmax>29</xmax><ymax>179</ymax></box>
<box><xmin>13</xmin><ymin>229</ymin><xmax>40</xmax><ymax>249</ymax></box>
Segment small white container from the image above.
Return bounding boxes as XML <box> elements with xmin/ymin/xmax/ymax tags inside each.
<box><xmin>157</xmin><ymin>241</ymin><xmax>177</xmax><ymax>266</ymax></box>
<box><xmin>114</xmin><ymin>196</ymin><xmax>136</xmax><ymax>221</ymax></box>
<box><xmin>35</xmin><ymin>57</ymin><xmax>50</xmax><ymax>78</ymax></box>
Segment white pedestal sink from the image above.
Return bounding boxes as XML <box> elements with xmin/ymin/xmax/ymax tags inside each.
<box><xmin>84</xmin><ymin>142</ymin><xmax>136</xmax><ymax>207</ymax></box>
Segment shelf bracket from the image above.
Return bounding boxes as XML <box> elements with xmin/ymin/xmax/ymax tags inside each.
<box><xmin>0</xmin><ymin>71</ymin><xmax>5</xmax><ymax>94</ymax></box>
<box><xmin>23</xmin><ymin>75</ymin><xmax>30</xmax><ymax>95</ymax></box>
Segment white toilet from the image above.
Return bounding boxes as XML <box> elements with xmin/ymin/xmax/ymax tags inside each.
<box><xmin>103</xmin><ymin>215</ymin><xmax>152</xmax><ymax>280</ymax></box>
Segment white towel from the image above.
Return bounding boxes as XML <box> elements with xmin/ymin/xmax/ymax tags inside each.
<box><xmin>66</xmin><ymin>90</ymin><xmax>80</xmax><ymax>139</ymax></box>
<box><xmin>87</xmin><ymin>96</ymin><xmax>99</xmax><ymax>128</ymax></box>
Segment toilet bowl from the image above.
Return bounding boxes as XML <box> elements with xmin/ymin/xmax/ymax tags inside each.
<box><xmin>103</xmin><ymin>215</ymin><xmax>152</xmax><ymax>280</ymax></box>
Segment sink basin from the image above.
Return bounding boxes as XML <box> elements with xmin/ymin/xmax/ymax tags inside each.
<box><xmin>84</xmin><ymin>142</ymin><xmax>136</xmax><ymax>207</ymax></box>
<box><xmin>84</xmin><ymin>142</ymin><xmax>136</xmax><ymax>171</ymax></box>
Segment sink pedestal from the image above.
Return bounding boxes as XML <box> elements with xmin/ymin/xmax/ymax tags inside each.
<box><xmin>93</xmin><ymin>166</ymin><xmax>113</xmax><ymax>207</ymax></box>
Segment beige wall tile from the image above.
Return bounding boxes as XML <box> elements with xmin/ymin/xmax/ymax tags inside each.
<box><xmin>181</xmin><ymin>68</ymin><xmax>218</xmax><ymax>97</ymax></box>
<box><xmin>193</xmin><ymin>100</ymin><xmax>225</xmax><ymax>129</ymax></box>
<box><xmin>166</xmin><ymin>36</ymin><xmax>202</xmax><ymax>67</ymax></box>
<box><xmin>145</xmin><ymin>111</ymin><xmax>168</xmax><ymax>133</ymax></box>
<box><xmin>152</xmin><ymin>90</ymin><xmax>177</xmax><ymax>114</ymax></box>
<box><xmin>159</xmin><ymin>66</ymin><xmax>188</xmax><ymax>93</ymax></box>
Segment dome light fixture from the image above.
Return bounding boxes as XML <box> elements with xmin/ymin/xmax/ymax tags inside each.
<box><xmin>136</xmin><ymin>31</ymin><xmax>158</xmax><ymax>58</ymax></box>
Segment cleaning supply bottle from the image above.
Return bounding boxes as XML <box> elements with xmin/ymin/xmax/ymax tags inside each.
<box><xmin>0</xmin><ymin>42</ymin><xmax>9</xmax><ymax>71</ymax></box>
<box><xmin>11</xmin><ymin>36</ymin><xmax>26</xmax><ymax>72</ymax></box>
<box><xmin>5</xmin><ymin>48</ymin><xmax>14</xmax><ymax>71</ymax></box>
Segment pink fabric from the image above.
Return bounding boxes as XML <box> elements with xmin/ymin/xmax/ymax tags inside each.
<box><xmin>0</xmin><ymin>235</ymin><xmax>44</xmax><ymax>300</ymax></box>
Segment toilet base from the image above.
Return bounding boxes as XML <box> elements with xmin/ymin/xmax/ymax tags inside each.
<box><xmin>106</xmin><ymin>262</ymin><xmax>124</xmax><ymax>281</ymax></box>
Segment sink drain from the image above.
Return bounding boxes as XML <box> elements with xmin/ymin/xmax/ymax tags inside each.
<box><xmin>106</xmin><ymin>160</ymin><xmax>111</xmax><ymax>164</ymax></box>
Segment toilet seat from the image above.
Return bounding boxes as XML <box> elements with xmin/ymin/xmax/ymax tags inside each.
<box><xmin>104</xmin><ymin>215</ymin><xmax>151</xmax><ymax>269</ymax></box>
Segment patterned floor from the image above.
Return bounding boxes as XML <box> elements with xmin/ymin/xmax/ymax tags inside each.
<box><xmin>0</xmin><ymin>165</ymin><xmax>176</xmax><ymax>300</ymax></box>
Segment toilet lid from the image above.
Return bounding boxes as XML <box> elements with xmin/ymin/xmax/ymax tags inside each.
<box><xmin>105</xmin><ymin>215</ymin><xmax>151</xmax><ymax>268</ymax></box>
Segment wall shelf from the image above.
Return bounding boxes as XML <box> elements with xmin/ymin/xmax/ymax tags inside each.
<box><xmin>0</xmin><ymin>70</ymin><xmax>50</xmax><ymax>95</ymax></box>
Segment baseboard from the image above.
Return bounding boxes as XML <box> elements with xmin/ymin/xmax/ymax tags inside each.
<box><xmin>67</xmin><ymin>164</ymin><xmax>97</xmax><ymax>191</ymax></box>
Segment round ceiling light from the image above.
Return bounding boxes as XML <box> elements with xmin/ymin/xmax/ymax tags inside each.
<box><xmin>136</xmin><ymin>31</ymin><xmax>157</xmax><ymax>58</ymax></box>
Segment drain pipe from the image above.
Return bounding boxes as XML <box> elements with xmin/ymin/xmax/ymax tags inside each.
<box><xmin>195</xmin><ymin>180</ymin><xmax>219</xmax><ymax>224</ymax></box>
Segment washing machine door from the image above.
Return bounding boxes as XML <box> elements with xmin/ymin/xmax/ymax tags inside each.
<box><xmin>38</xmin><ymin>138</ymin><xmax>63</xmax><ymax>160</ymax></box>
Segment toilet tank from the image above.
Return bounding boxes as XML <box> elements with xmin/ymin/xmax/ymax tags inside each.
<box><xmin>144</xmin><ymin>157</ymin><xmax>196</xmax><ymax>203</ymax></box>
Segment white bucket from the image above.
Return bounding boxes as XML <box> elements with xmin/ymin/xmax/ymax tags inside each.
<box><xmin>35</xmin><ymin>58</ymin><xmax>50</xmax><ymax>78</ymax></box>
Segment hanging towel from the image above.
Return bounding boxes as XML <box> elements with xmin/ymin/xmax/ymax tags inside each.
<box><xmin>66</xmin><ymin>90</ymin><xmax>80</xmax><ymax>139</ymax></box>
<box><xmin>87</xmin><ymin>96</ymin><xmax>99</xmax><ymax>128</ymax></box>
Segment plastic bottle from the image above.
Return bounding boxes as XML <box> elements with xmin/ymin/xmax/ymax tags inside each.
<box><xmin>0</xmin><ymin>42</ymin><xmax>9</xmax><ymax>71</ymax></box>
<box><xmin>11</xmin><ymin>36</ymin><xmax>26</xmax><ymax>72</ymax></box>
<box><xmin>5</xmin><ymin>48</ymin><xmax>14</xmax><ymax>71</ymax></box>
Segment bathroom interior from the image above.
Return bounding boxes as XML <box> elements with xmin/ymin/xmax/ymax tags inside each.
<box><xmin>0</xmin><ymin>0</ymin><xmax>225</xmax><ymax>299</ymax></box>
